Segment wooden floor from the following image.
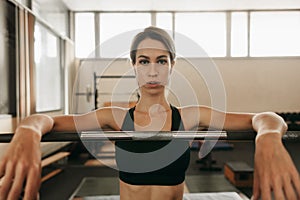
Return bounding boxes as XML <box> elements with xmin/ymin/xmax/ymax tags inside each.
<box><xmin>39</xmin><ymin>141</ymin><xmax>300</xmax><ymax>200</ymax></box>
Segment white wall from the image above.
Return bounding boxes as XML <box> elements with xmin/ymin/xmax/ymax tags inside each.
<box><xmin>214</xmin><ymin>58</ymin><xmax>300</xmax><ymax>112</ymax></box>
<box><xmin>73</xmin><ymin>57</ymin><xmax>300</xmax><ymax>113</ymax></box>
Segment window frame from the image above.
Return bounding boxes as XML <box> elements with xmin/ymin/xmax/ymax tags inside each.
<box><xmin>31</xmin><ymin>16</ymin><xmax>65</xmax><ymax>113</ymax></box>
<box><xmin>74</xmin><ymin>9</ymin><xmax>300</xmax><ymax>59</ymax></box>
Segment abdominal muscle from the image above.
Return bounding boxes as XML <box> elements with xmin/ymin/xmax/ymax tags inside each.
<box><xmin>119</xmin><ymin>179</ymin><xmax>184</xmax><ymax>200</ymax></box>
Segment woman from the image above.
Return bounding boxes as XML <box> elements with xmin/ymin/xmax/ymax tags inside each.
<box><xmin>0</xmin><ymin>27</ymin><xmax>299</xmax><ymax>200</ymax></box>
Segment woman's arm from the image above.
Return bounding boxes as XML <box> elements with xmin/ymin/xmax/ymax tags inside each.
<box><xmin>183</xmin><ymin>105</ymin><xmax>255</xmax><ymax>131</ymax></box>
<box><xmin>0</xmin><ymin>114</ymin><xmax>54</xmax><ymax>200</ymax></box>
<box><xmin>252</xmin><ymin>111</ymin><xmax>287</xmax><ymax>139</ymax></box>
<box><xmin>0</xmin><ymin>107</ymin><xmax>123</xmax><ymax>200</ymax></box>
<box><xmin>195</xmin><ymin>106</ymin><xmax>300</xmax><ymax>200</ymax></box>
<box><xmin>52</xmin><ymin>107</ymin><xmax>124</xmax><ymax>132</ymax></box>
<box><xmin>251</xmin><ymin>112</ymin><xmax>300</xmax><ymax>200</ymax></box>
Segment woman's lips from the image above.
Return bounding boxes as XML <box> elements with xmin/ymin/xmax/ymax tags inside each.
<box><xmin>145</xmin><ymin>81</ymin><xmax>161</xmax><ymax>88</ymax></box>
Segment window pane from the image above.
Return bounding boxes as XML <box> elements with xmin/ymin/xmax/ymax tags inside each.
<box><xmin>75</xmin><ymin>13</ymin><xmax>95</xmax><ymax>58</ymax></box>
<box><xmin>32</xmin><ymin>0</ymin><xmax>69</xmax><ymax>37</ymax></box>
<box><xmin>34</xmin><ymin>22</ymin><xmax>62</xmax><ymax>112</ymax></box>
<box><xmin>0</xmin><ymin>0</ymin><xmax>17</xmax><ymax>115</ymax></box>
<box><xmin>99</xmin><ymin>13</ymin><xmax>151</xmax><ymax>58</ymax></box>
<box><xmin>156</xmin><ymin>12</ymin><xmax>173</xmax><ymax>32</ymax></box>
<box><xmin>250</xmin><ymin>11</ymin><xmax>300</xmax><ymax>57</ymax></box>
<box><xmin>231</xmin><ymin>12</ymin><xmax>248</xmax><ymax>57</ymax></box>
<box><xmin>175</xmin><ymin>13</ymin><xmax>226</xmax><ymax>57</ymax></box>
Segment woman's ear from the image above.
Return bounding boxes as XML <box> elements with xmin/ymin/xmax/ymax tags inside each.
<box><xmin>170</xmin><ymin>60</ymin><xmax>176</xmax><ymax>74</ymax></box>
<box><xmin>129</xmin><ymin>58</ymin><xmax>134</xmax><ymax>67</ymax></box>
<box><xmin>132</xmin><ymin>64</ymin><xmax>137</xmax><ymax>76</ymax></box>
<box><xmin>130</xmin><ymin>59</ymin><xmax>136</xmax><ymax>71</ymax></box>
<box><xmin>128</xmin><ymin>57</ymin><xmax>135</xmax><ymax>67</ymax></box>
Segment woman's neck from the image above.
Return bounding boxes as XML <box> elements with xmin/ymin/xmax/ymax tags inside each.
<box><xmin>135</xmin><ymin>95</ymin><xmax>171</xmax><ymax>114</ymax></box>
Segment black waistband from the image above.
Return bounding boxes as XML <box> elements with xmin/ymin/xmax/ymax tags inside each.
<box><xmin>119</xmin><ymin>171</ymin><xmax>186</xmax><ymax>186</ymax></box>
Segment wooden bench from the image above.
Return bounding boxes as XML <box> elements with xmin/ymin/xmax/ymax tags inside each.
<box><xmin>224</xmin><ymin>161</ymin><xmax>253</xmax><ymax>187</ymax></box>
<box><xmin>41</xmin><ymin>152</ymin><xmax>70</xmax><ymax>182</ymax></box>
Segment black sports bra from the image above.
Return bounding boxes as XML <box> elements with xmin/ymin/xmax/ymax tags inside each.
<box><xmin>115</xmin><ymin>105</ymin><xmax>190</xmax><ymax>185</ymax></box>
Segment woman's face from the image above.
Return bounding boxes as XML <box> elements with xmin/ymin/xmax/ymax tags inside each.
<box><xmin>134</xmin><ymin>38</ymin><xmax>174</xmax><ymax>92</ymax></box>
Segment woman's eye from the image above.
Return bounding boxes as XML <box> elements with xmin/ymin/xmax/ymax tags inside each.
<box><xmin>139</xmin><ymin>60</ymin><xmax>149</xmax><ymax>65</ymax></box>
<box><xmin>158</xmin><ymin>59</ymin><xmax>167</xmax><ymax>65</ymax></box>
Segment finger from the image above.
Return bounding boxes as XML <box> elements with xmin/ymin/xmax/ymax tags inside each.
<box><xmin>0</xmin><ymin>159</ymin><xmax>6</xmax><ymax>178</ymax></box>
<box><xmin>291</xmin><ymin>169</ymin><xmax>300</xmax><ymax>199</ymax></box>
<box><xmin>7</xmin><ymin>164</ymin><xmax>26</xmax><ymax>200</ymax></box>
<box><xmin>260</xmin><ymin>178</ymin><xmax>272</xmax><ymax>200</ymax></box>
<box><xmin>252</xmin><ymin>170</ymin><xmax>261</xmax><ymax>200</ymax></box>
<box><xmin>283</xmin><ymin>176</ymin><xmax>297</xmax><ymax>200</ymax></box>
<box><xmin>23</xmin><ymin>166</ymin><xmax>41</xmax><ymax>200</ymax></box>
<box><xmin>0</xmin><ymin>162</ymin><xmax>15</xmax><ymax>200</ymax></box>
<box><xmin>272</xmin><ymin>180</ymin><xmax>285</xmax><ymax>200</ymax></box>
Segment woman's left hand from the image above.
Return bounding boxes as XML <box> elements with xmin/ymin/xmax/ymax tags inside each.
<box><xmin>252</xmin><ymin>133</ymin><xmax>300</xmax><ymax>200</ymax></box>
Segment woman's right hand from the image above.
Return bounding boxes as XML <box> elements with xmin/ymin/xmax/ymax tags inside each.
<box><xmin>0</xmin><ymin>127</ymin><xmax>42</xmax><ymax>200</ymax></box>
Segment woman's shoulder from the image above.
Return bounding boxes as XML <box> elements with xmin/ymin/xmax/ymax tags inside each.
<box><xmin>95</xmin><ymin>106</ymin><xmax>132</xmax><ymax>119</ymax></box>
<box><xmin>176</xmin><ymin>105</ymin><xmax>206</xmax><ymax>112</ymax></box>
<box><xmin>176</xmin><ymin>105</ymin><xmax>210</xmax><ymax>130</ymax></box>
<box><xmin>93</xmin><ymin>106</ymin><xmax>132</xmax><ymax>130</ymax></box>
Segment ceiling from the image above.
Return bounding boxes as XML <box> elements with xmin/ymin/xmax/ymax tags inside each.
<box><xmin>61</xmin><ymin>0</ymin><xmax>300</xmax><ymax>11</ymax></box>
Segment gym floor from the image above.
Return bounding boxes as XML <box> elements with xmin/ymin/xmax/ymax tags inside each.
<box><xmin>39</xmin><ymin>141</ymin><xmax>300</xmax><ymax>200</ymax></box>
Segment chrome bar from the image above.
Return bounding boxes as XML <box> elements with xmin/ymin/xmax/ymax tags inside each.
<box><xmin>0</xmin><ymin>131</ymin><xmax>299</xmax><ymax>142</ymax></box>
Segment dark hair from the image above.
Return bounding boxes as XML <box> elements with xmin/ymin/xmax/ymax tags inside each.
<box><xmin>130</xmin><ymin>26</ymin><xmax>176</xmax><ymax>65</ymax></box>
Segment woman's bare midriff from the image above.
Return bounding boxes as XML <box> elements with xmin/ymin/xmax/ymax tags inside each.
<box><xmin>119</xmin><ymin>179</ymin><xmax>184</xmax><ymax>200</ymax></box>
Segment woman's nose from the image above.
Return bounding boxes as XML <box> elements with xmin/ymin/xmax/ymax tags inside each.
<box><xmin>148</xmin><ymin>63</ymin><xmax>158</xmax><ymax>77</ymax></box>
